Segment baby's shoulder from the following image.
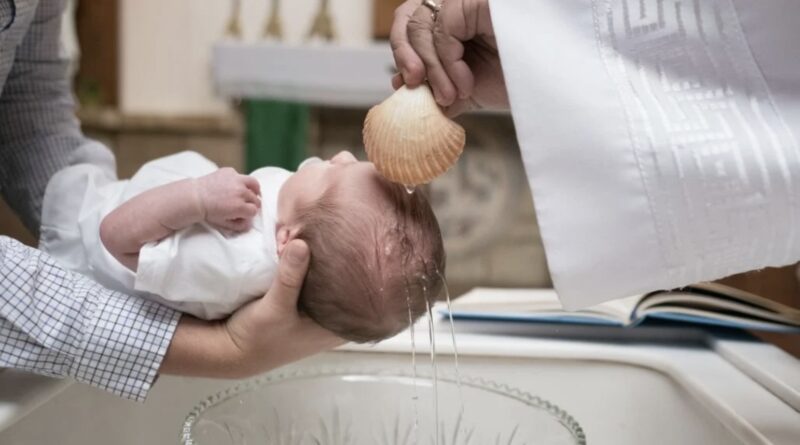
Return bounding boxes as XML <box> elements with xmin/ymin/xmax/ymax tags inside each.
<box><xmin>249</xmin><ymin>166</ymin><xmax>293</xmax><ymax>187</ymax></box>
<box><xmin>137</xmin><ymin>151</ymin><xmax>219</xmax><ymax>178</ymax></box>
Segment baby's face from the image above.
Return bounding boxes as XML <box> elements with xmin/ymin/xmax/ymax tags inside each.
<box><xmin>277</xmin><ymin>151</ymin><xmax>385</xmax><ymax>250</ymax></box>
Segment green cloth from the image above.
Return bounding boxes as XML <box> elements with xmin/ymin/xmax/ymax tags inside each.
<box><xmin>245</xmin><ymin>100</ymin><xmax>309</xmax><ymax>172</ymax></box>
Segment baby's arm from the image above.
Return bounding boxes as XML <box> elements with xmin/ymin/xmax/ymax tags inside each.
<box><xmin>100</xmin><ymin>168</ymin><xmax>261</xmax><ymax>271</ymax></box>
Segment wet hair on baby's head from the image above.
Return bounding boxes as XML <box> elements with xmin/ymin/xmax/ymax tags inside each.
<box><xmin>294</xmin><ymin>176</ymin><xmax>445</xmax><ymax>343</ymax></box>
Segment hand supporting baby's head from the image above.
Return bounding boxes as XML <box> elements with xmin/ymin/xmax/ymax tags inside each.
<box><xmin>277</xmin><ymin>152</ymin><xmax>445</xmax><ymax>343</ymax></box>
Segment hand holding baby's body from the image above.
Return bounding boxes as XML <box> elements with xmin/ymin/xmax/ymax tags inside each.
<box><xmin>100</xmin><ymin>167</ymin><xmax>261</xmax><ymax>271</ymax></box>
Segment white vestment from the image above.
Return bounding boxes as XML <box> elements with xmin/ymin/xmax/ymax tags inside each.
<box><xmin>490</xmin><ymin>0</ymin><xmax>800</xmax><ymax>308</ymax></box>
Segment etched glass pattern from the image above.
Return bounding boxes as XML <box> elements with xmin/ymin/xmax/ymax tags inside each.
<box><xmin>181</xmin><ymin>368</ymin><xmax>586</xmax><ymax>445</ymax></box>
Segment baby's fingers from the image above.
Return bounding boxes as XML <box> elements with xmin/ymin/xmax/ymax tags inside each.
<box><xmin>225</xmin><ymin>217</ymin><xmax>252</xmax><ymax>232</ymax></box>
<box><xmin>232</xmin><ymin>202</ymin><xmax>260</xmax><ymax>220</ymax></box>
<box><xmin>217</xmin><ymin>202</ymin><xmax>259</xmax><ymax>231</ymax></box>
<box><xmin>243</xmin><ymin>189</ymin><xmax>261</xmax><ymax>208</ymax></box>
<box><xmin>241</xmin><ymin>175</ymin><xmax>261</xmax><ymax>196</ymax></box>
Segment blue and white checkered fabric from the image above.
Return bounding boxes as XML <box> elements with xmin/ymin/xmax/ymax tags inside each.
<box><xmin>0</xmin><ymin>0</ymin><xmax>181</xmax><ymax>401</ymax></box>
<box><xmin>0</xmin><ymin>237</ymin><xmax>180</xmax><ymax>401</ymax></box>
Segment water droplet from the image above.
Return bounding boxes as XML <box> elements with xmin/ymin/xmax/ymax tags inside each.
<box><xmin>438</xmin><ymin>268</ymin><xmax>464</xmax><ymax>415</ymax></box>
<box><xmin>426</xmin><ymin>290</ymin><xmax>440</xmax><ymax>445</ymax></box>
<box><xmin>405</xmin><ymin>276</ymin><xmax>419</xmax><ymax>445</ymax></box>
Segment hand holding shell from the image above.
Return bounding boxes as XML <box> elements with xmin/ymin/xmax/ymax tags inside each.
<box><xmin>363</xmin><ymin>85</ymin><xmax>465</xmax><ymax>185</ymax></box>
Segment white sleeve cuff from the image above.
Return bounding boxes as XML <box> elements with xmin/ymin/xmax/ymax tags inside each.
<box><xmin>134</xmin><ymin>240</ymin><xmax>171</xmax><ymax>297</ymax></box>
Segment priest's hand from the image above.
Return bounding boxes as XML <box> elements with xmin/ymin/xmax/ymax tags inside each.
<box><xmin>390</xmin><ymin>0</ymin><xmax>509</xmax><ymax>116</ymax></box>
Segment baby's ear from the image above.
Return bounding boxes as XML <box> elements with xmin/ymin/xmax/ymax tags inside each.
<box><xmin>276</xmin><ymin>225</ymin><xmax>302</xmax><ymax>257</ymax></box>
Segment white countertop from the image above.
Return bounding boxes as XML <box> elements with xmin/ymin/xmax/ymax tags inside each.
<box><xmin>1</xmin><ymin>291</ymin><xmax>797</xmax><ymax>441</ymax></box>
<box><xmin>0</xmin><ymin>370</ymin><xmax>70</xmax><ymax>431</ymax></box>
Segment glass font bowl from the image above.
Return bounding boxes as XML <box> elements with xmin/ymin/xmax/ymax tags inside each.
<box><xmin>181</xmin><ymin>367</ymin><xmax>586</xmax><ymax>445</ymax></box>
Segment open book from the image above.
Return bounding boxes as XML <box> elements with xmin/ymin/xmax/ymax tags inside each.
<box><xmin>444</xmin><ymin>283</ymin><xmax>800</xmax><ymax>333</ymax></box>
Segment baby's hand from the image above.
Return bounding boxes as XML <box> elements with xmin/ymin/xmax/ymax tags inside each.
<box><xmin>196</xmin><ymin>168</ymin><xmax>261</xmax><ymax>232</ymax></box>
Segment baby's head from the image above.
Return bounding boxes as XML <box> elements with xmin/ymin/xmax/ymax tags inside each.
<box><xmin>277</xmin><ymin>151</ymin><xmax>445</xmax><ymax>343</ymax></box>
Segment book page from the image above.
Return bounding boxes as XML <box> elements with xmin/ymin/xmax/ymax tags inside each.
<box><xmin>641</xmin><ymin>306</ymin><xmax>800</xmax><ymax>332</ymax></box>
<box><xmin>637</xmin><ymin>294</ymin><xmax>800</xmax><ymax>326</ymax></box>
<box><xmin>638</xmin><ymin>283</ymin><xmax>800</xmax><ymax>323</ymax></box>
<box><xmin>445</xmin><ymin>288</ymin><xmax>642</xmax><ymax>325</ymax></box>
<box><xmin>688</xmin><ymin>283</ymin><xmax>800</xmax><ymax>318</ymax></box>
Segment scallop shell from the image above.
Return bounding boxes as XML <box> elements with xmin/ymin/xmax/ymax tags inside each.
<box><xmin>363</xmin><ymin>85</ymin><xmax>465</xmax><ymax>185</ymax></box>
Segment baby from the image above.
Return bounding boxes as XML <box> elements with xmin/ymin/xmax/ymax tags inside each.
<box><xmin>39</xmin><ymin>146</ymin><xmax>445</xmax><ymax>343</ymax></box>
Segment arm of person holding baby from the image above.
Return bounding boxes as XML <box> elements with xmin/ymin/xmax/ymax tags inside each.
<box><xmin>0</xmin><ymin>0</ymin><xmax>342</xmax><ymax>402</ymax></box>
<box><xmin>97</xmin><ymin>167</ymin><xmax>343</xmax><ymax>379</ymax></box>
<box><xmin>99</xmin><ymin>168</ymin><xmax>262</xmax><ymax>271</ymax></box>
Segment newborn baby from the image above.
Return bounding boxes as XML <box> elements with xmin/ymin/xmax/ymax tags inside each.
<box><xmin>40</xmin><ymin>147</ymin><xmax>445</xmax><ymax>343</ymax></box>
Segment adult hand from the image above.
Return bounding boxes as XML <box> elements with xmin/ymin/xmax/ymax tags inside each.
<box><xmin>160</xmin><ymin>240</ymin><xmax>343</xmax><ymax>378</ymax></box>
<box><xmin>390</xmin><ymin>0</ymin><xmax>509</xmax><ymax>116</ymax></box>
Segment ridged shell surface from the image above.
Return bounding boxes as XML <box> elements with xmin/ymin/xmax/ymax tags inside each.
<box><xmin>363</xmin><ymin>85</ymin><xmax>465</xmax><ymax>185</ymax></box>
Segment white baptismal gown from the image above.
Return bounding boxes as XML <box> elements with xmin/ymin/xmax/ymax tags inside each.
<box><xmin>40</xmin><ymin>148</ymin><xmax>295</xmax><ymax>320</ymax></box>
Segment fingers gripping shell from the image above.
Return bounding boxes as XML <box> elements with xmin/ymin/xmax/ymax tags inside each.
<box><xmin>363</xmin><ymin>85</ymin><xmax>465</xmax><ymax>185</ymax></box>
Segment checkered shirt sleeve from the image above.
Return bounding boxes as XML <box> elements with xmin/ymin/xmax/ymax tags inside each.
<box><xmin>0</xmin><ymin>236</ymin><xmax>181</xmax><ymax>401</ymax></box>
<box><xmin>0</xmin><ymin>1</ymin><xmax>182</xmax><ymax>402</ymax></box>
